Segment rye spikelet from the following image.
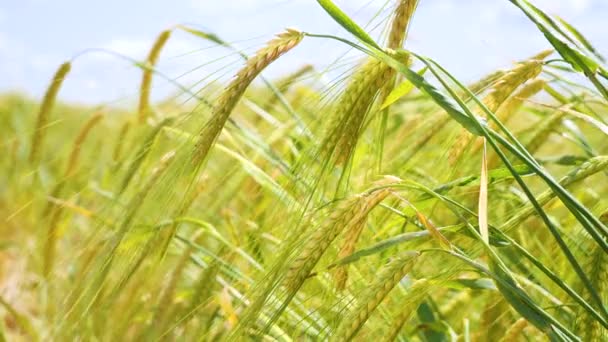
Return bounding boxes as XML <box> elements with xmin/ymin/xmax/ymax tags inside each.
<box><xmin>29</xmin><ymin>62</ymin><xmax>71</xmax><ymax>164</ymax></box>
<box><xmin>192</xmin><ymin>29</ymin><xmax>303</xmax><ymax>166</ymax></box>
<box><xmin>138</xmin><ymin>30</ymin><xmax>172</xmax><ymax>123</ymax></box>
<box><xmin>65</xmin><ymin>112</ymin><xmax>104</xmax><ymax>177</ymax></box>
<box><xmin>284</xmin><ymin>185</ymin><xmax>393</xmax><ymax>293</ymax></box>
<box><xmin>332</xmin><ymin>251</ymin><xmax>420</xmax><ymax>341</ymax></box>
<box><xmin>448</xmin><ymin>51</ymin><xmax>550</xmax><ymax>165</ymax></box>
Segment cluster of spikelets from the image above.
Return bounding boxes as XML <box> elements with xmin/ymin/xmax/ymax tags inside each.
<box><xmin>1</xmin><ymin>0</ymin><xmax>608</xmax><ymax>341</ymax></box>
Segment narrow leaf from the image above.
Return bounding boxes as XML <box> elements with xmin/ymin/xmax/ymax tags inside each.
<box><xmin>380</xmin><ymin>67</ymin><xmax>427</xmax><ymax>109</ymax></box>
<box><xmin>316</xmin><ymin>0</ymin><xmax>380</xmax><ymax>49</ymax></box>
<box><xmin>479</xmin><ymin>138</ymin><xmax>489</xmax><ymax>245</ymax></box>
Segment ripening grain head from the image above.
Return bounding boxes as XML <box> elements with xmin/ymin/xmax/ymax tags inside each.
<box><xmin>138</xmin><ymin>30</ymin><xmax>172</xmax><ymax>124</ymax></box>
<box><xmin>30</xmin><ymin>62</ymin><xmax>71</xmax><ymax>164</ymax></box>
<box><xmin>192</xmin><ymin>28</ymin><xmax>304</xmax><ymax>166</ymax></box>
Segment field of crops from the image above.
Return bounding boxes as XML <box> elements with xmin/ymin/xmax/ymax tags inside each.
<box><xmin>1</xmin><ymin>0</ymin><xmax>607</xmax><ymax>340</ymax></box>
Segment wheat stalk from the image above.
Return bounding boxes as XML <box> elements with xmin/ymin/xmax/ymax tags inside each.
<box><xmin>65</xmin><ymin>112</ymin><xmax>104</xmax><ymax>177</ymax></box>
<box><xmin>284</xmin><ymin>186</ymin><xmax>392</xmax><ymax>292</ymax></box>
<box><xmin>335</xmin><ymin>61</ymin><xmax>395</xmax><ymax>164</ymax></box>
<box><xmin>30</xmin><ymin>62</ymin><xmax>71</xmax><ymax>164</ymax></box>
<box><xmin>332</xmin><ymin>251</ymin><xmax>420</xmax><ymax>341</ymax></box>
<box><xmin>448</xmin><ymin>52</ymin><xmax>550</xmax><ymax>165</ymax></box>
<box><xmin>138</xmin><ymin>30</ymin><xmax>172</xmax><ymax>123</ymax></box>
<box><xmin>387</xmin><ymin>0</ymin><xmax>418</xmax><ymax>49</ymax></box>
<box><xmin>377</xmin><ymin>0</ymin><xmax>419</xmax><ymax>108</ymax></box>
<box><xmin>495</xmin><ymin>79</ymin><xmax>545</xmax><ymax>126</ymax></box>
<box><xmin>334</xmin><ymin>218</ymin><xmax>366</xmax><ymax>291</ymax></box>
<box><xmin>192</xmin><ymin>28</ymin><xmax>303</xmax><ymax>166</ymax></box>
<box><xmin>325</xmin><ymin>56</ymin><xmax>403</xmax><ymax>165</ymax></box>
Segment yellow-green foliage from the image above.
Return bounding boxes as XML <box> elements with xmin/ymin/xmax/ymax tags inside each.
<box><xmin>1</xmin><ymin>1</ymin><xmax>607</xmax><ymax>341</ymax></box>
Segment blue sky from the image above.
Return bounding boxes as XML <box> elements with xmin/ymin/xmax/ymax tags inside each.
<box><xmin>0</xmin><ymin>0</ymin><xmax>606</xmax><ymax>105</ymax></box>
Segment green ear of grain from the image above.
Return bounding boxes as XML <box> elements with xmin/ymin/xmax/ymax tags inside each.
<box><xmin>332</xmin><ymin>251</ymin><xmax>420</xmax><ymax>341</ymax></box>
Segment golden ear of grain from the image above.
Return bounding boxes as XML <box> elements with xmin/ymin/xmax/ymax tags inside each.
<box><xmin>387</xmin><ymin>0</ymin><xmax>419</xmax><ymax>50</ymax></box>
<box><xmin>416</xmin><ymin>211</ymin><xmax>451</xmax><ymax>249</ymax></box>
<box><xmin>332</xmin><ymin>251</ymin><xmax>420</xmax><ymax>341</ymax></box>
<box><xmin>284</xmin><ymin>186</ymin><xmax>393</xmax><ymax>293</ymax></box>
<box><xmin>138</xmin><ymin>30</ymin><xmax>172</xmax><ymax>123</ymax></box>
<box><xmin>334</xmin><ymin>218</ymin><xmax>366</xmax><ymax>291</ymax></box>
<box><xmin>30</xmin><ymin>62</ymin><xmax>72</xmax><ymax>164</ymax></box>
<box><xmin>500</xmin><ymin>318</ymin><xmax>529</xmax><ymax>342</ymax></box>
<box><xmin>192</xmin><ymin>29</ymin><xmax>304</xmax><ymax>166</ymax></box>
<box><xmin>328</xmin><ymin>59</ymin><xmax>395</xmax><ymax>165</ymax></box>
<box><xmin>65</xmin><ymin>112</ymin><xmax>104</xmax><ymax>177</ymax></box>
<box><xmin>479</xmin><ymin>79</ymin><xmax>545</xmax><ymax>166</ymax></box>
<box><xmin>448</xmin><ymin>55</ymin><xmax>547</xmax><ymax>166</ymax></box>
<box><xmin>495</xmin><ymin>79</ymin><xmax>545</xmax><ymax>126</ymax></box>
<box><xmin>483</xmin><ymin>60</ymin><xmax>545</xmax><ymax>112</ymax></box>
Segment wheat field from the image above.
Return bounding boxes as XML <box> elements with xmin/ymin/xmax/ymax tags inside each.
<box><xmin>1</xmin><ymin>0</ymin><xmax>607</xmax><ymax>341</ymax></box>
